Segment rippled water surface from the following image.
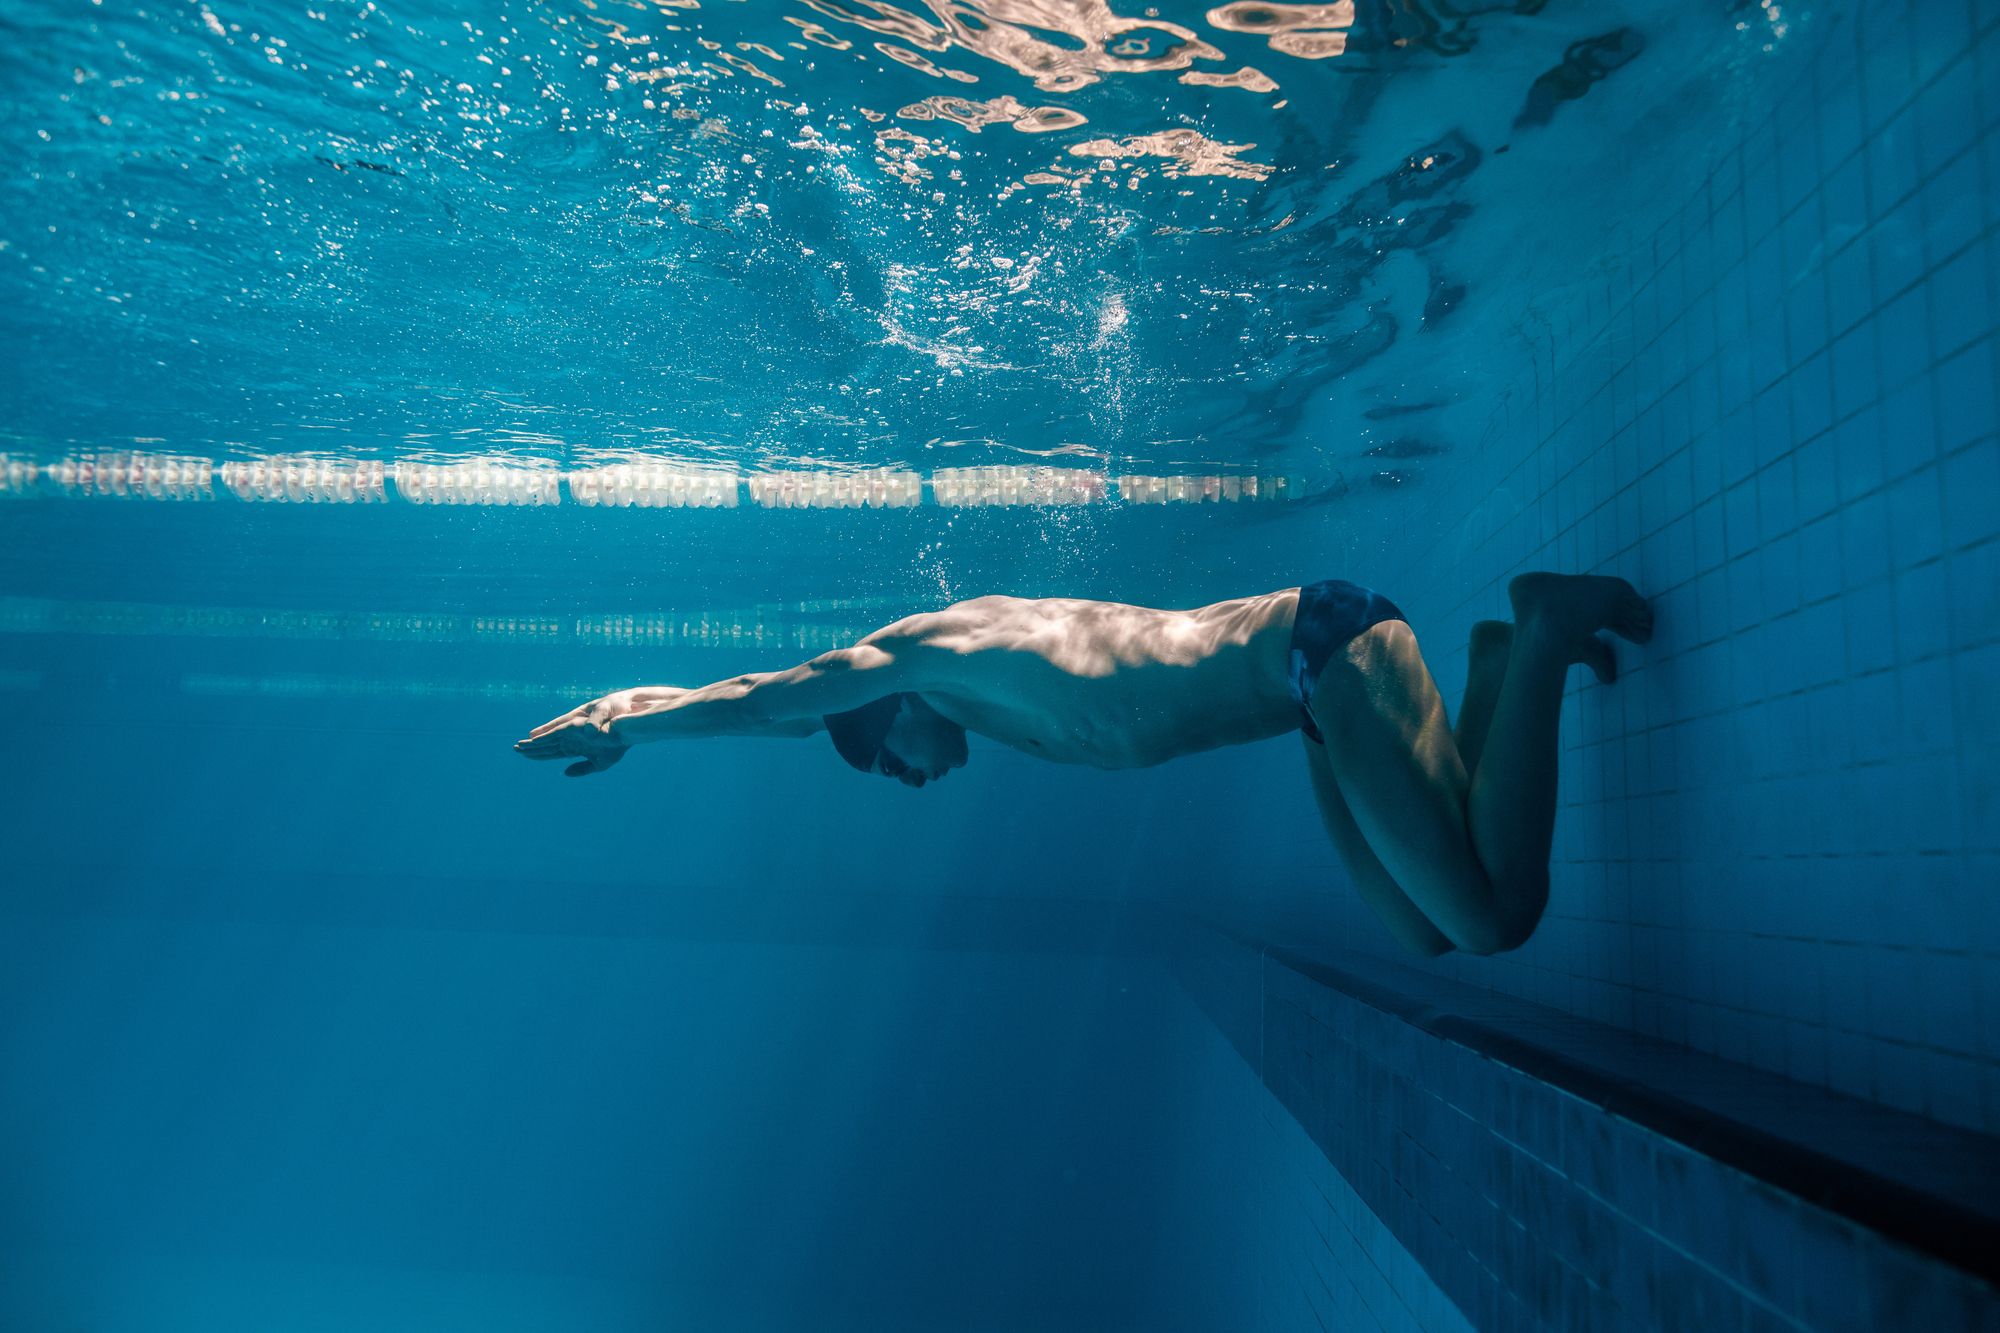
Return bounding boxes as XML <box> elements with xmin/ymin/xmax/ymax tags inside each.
<box><xmin>0</xmin><ymin>0</ymin><xmax>1801</xmax><ymax>485</ymax></box>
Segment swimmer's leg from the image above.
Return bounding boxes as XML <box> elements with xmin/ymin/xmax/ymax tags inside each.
<box><xmin>1453</xmin><ymin>620</ymin><xmax>1512</xmax><ymax>777</ymax></box>
<box><xmin>1313</xmin><ymin>574</ymin><xmax>1651</xmax><ymax>954</ymax></box>
<box><xmin>1454</xmin><ymin>618</ymin><xmax>1615</xmax><ymax>775</ymax></box>
<box><xmin>1303</xmin><ymin>735</ymin><xmax>1453</xmax><ymax>957</ymax></box>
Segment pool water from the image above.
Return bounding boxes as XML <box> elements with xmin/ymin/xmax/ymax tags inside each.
<box><xmin>3</xmin><ymin>0</ymin><xmax>1996</xmax><ymax>1329</ymax></box>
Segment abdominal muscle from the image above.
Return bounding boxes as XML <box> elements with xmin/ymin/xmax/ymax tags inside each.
<box><xmin>920</xmin><ymin>690</ymin><xmax>1155</xmax><ymax>767</ymax></box>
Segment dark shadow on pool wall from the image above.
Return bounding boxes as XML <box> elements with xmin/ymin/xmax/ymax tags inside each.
<box><xmin>1514</xmin><ymin>29</ymin><xmax>1648</xmax><ymax>131</ymax></box>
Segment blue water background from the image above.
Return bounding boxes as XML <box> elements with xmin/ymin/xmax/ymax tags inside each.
<box><xmin>5</xmin><ymin>0</ymin><xmax>1972</xmax><ymax>1328</ymax></box>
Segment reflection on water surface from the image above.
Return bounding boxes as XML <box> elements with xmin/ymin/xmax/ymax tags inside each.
<box><xmin>0</xmin><ymin>0</ymin><xmax>1800</xmax><ymax>484</ymax></box>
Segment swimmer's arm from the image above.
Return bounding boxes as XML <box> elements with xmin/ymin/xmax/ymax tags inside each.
<box><xmin>614</xmin><ymin>642</ymin><xmax>923</xmax><ymax>743</ymax></box>
<box><xmin>515</xmin><ymin>638</ymin><xmax>928</xmax><ymax>766</ymax></box>
<box><xmin>513</xmin><ymin>679</ymin><xmax>828</xmax><ymax>760</ymax></box>
<box><xmin>516</xmin><ymin>613</ymin><xmax>965</xmax><ymax>774</ymax></box>
<box><xmin>603</xmin><ymin>686</ymin><xmax>827</xmax><ymax>739</ymax></box>
<box><xmin>608</xmin><ymin>610</ymin><xmax>967</xmax><ymax>743</ymax></box>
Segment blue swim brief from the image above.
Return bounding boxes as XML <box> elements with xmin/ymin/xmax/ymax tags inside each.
<box><xmin>1289</xmin><ymin>579</ymin><xmax>1407</xmax><ymax>745</ymax></box>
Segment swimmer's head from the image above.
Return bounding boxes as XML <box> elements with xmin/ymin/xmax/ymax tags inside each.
<box><xmin>824</xmin><ymin>693</ymin><xmax>967</xmax><ymax>788</ymax></box>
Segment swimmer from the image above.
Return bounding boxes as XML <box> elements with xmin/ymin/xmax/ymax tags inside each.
<box><xmin>516</xmin><ymin>573</ymin><xmax>1652</xmax><ymax>957</ymax></box>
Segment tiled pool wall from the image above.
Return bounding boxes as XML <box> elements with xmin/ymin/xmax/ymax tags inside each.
<box><xmin>1170</xmin><ymin>928</ymin><xmax>2000</xmax><ymax>1333</ymax></box>
<box><xmin>1166</xmin><ymin>945</ymin><xmax>1476</xmax><ymax>1333</ymax></box>
<box><xmin>1319</xmin><ymin>3</ymin><xmax>2000</xmax><ymax>1133</ymax></box>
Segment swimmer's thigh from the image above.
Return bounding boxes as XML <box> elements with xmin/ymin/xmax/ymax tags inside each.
<box><xmin>1302</xmin><ymin>732</ymin><xmax>1453</xmax><ymax>957</ymax></box>
<box><xmin>1312</xmin><ymin>621</ymin><xmax>1500</xmax><ymax>952</ymax></box>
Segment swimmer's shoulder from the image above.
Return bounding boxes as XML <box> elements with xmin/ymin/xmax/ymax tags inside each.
<box><xmin>858</xmin><ymin>596</ymin><xmax>1029</xmax><ymax>654</ymax></box>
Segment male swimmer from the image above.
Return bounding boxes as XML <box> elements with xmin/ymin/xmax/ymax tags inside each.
<box><xmin>517</xmin><ymin>573</ymin><xmax>1652</xmax><ymax>957</ymax></box>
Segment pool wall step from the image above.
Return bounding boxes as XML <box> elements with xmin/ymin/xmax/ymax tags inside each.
<box><xmin>1170</xmin><ymin>925</ymin><xmax>2000</xmax><ymax>1333</ymax></box>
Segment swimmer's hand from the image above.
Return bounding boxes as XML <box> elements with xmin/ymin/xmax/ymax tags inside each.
<box><xmin>514</xmin><ymin>687</ymin><xmax>682</xmax><ymax>776</ymax></box>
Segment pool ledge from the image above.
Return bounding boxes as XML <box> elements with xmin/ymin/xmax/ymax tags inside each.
<box><xmin>1170</xmin><ymin>924</ymin><xmax>2000</xmax><ymax>1333</ymax></box>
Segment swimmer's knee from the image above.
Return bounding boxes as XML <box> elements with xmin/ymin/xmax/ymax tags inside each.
<box><xmin>1455</xmin><ymin>885</ymin><xmax>1546</xmax><ymax>955</ymax></box>
<box><xmin>1404</xmin><ymin>934</ymin><xmax>1456</xmax><ymax>960</ymax></box>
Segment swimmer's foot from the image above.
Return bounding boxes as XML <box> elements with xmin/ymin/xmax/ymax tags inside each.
<box><xmin>1577</xmin><ymin>634</ymin><xmax>1617</xmax><ymax>685</ymax></box>
<box><xmin>1470</xmin><ymin>619</ymin><xmax>1513</xmax><ymax>674</ymax></box>
<box><xmin>1477</xmin><ymin>613</ymin><xmax>1617</xmax><ymax>684</ymax></box>
<box><xmin>1509</xmin><ymin>573</ymin><xmax>1653</xmax><ymax>675</ymax></box>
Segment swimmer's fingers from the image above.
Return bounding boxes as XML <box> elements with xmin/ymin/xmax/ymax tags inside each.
<box><xmin>526</xmin><ymin>706</ymin><xmax>588</xmax><ymax>740</ymax></box>
<box><xmin>564</xmin><ymin>749</ymin><xmax>625</xmax><ymax>778</ymax></box>
<box><xmin>516</xmin><ymin>719</ymin><xmax>626</xmax><ymax>775</ymax></box>
<box><xmin>515</xmin><ymin>724</ymin><xmax>600</xmax><ymax>757</ymax></box>
<box><xmin>513</xmin><ymin>732</ymin><xmax>572</xmax><ymax>756</ymax></box>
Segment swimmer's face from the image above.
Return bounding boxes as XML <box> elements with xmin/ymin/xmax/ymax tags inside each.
<box><xmin>877</xmin><ymin>696</ymin><xmax>969</xmax><ymax>788</ymax></box>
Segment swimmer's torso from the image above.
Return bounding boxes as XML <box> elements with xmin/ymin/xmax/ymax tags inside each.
<box><xmin>887</xmin><ymin>592</ymin><xmax>1303</xmax><ymax>768</ymax></box>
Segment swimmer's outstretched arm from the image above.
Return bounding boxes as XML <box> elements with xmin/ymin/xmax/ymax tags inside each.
<box><xmin>514</xmin><ymin>637</ymin><xmax>930</xmax><ymax>776</ymax></box>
